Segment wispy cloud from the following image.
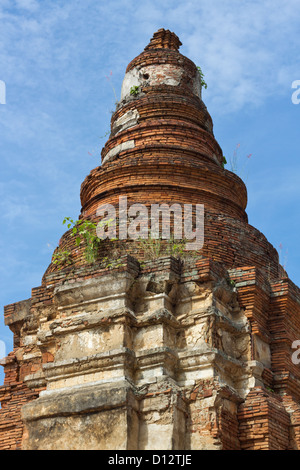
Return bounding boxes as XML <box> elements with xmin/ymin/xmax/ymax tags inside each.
<box><xmin>174</xmin><ymin>0</ymin><xmax>300</xmax><ymax>112</ymax></box>
<box><xmin>14</xmin><ymin>0</ymin><xmax>39</xmax><ymax>11</ymax></box>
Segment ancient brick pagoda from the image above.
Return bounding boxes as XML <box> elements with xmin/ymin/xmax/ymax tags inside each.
<box><xmin>1</xmin><ymin>28</ymin><xmax>300</xmax><ymax>450</ymax></box>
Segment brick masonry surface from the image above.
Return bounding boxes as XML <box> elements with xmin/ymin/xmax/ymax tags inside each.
<box><xmin>1</xmin><ymin>28</ymin><xmax>299</xmax><ymax>450</ymax></box>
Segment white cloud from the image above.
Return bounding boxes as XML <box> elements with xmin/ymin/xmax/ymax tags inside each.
<box><xmin>170</xmin><ymin>0</ymin><xmax>300</xmax><ymax>112</ymax></box>
<box><xmin>14</xmin><ymin>0</ymin><xmax>39</xmax><ymax>11</ymax></box>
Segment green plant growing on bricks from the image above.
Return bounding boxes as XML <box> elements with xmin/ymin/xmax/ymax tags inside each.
<box><xmin>196</xmin><ymin>66</ymin><xmax>208</xmax><ymax>89</ymax></box>
<box><xmin>63</xmin><ymin>217</ymin><xmax>100</xmax><ymax>264</ymax></box>
<box><xmin>130</xmin><ymin>85</ymin><xmax>140</xmax><ymax>96</ymax></box>
<box><xmin>165</xmin><ymin>236</ymin><xmax>189</xmax><ymax>259</ymax></box>
<box><xmin>62</xmin><ymin>216</ymin><xmax>117</xmax><ymax>264</ymax></box>
<box><xmin>221</xmin><ymin>156</ymin><xmax>227</xmax><ymax>169</ymax></box>
<box><xmin>136</xmin><ymin>235</ymin><xmax>196</xmax><ymax>262</ymax></box>
<box><xmin>52</xmin><ymin>249</ymin><xmax>72</xmax><ymax>269</ymax></box>
<box><xmin>58</xmin><ymin>216</ymin><xmax>197</xmax><ymax>267</ymax></box>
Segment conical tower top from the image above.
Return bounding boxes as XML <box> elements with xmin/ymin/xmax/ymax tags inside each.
<box><xmin>47</xmin><ymin>29</ymin><xmax>281</xmax><ymax>283</ymax></box>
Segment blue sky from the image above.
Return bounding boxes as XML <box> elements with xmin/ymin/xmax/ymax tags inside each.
<box><xmin>0</xmin><ymin>0</ymin><xmax>299</xmax><ymax>386</ymax></box>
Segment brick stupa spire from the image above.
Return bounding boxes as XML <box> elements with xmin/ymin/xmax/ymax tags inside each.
<box><xmin>49</xmin><ymin>28</ymin><xmax>279</xmax><ymax>280</ymax></box>
<box><xmin>1</xmin><ymin>29</ymin><xmax>300</xmax><ymax>451</ymax></box>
